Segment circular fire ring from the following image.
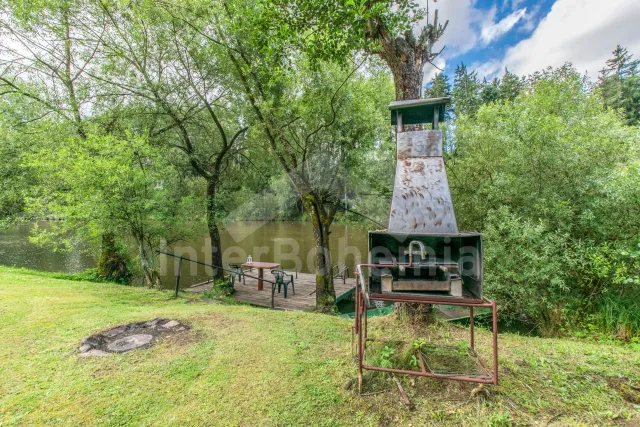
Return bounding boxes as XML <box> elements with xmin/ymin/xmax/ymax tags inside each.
<box><xmin>78</xmin><ymin>318</ymin><xmax>189</xmax><ymax>357</ymax></box>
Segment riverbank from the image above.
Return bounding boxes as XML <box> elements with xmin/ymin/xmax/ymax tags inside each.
<box><xmin>0</xmin><ymin>221</ymin><xmax>371</xmax><ymax>287</ymax></box>
<box><xmin>0</xmin><ymin>266</ymin><xmax>638</xmax><ymax>426</ymax></box>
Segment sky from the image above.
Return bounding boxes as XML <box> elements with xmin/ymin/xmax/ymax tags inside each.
<box><xmin>419</xmin><ymin>0</ymin><xmax>640</xmax><ymax>82</ymax></box>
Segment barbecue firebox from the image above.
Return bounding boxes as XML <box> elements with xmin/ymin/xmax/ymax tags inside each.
<box><xmin>353</xmin><ymin>97</ymin><xmax>498</xmax><ymax>391</ymax></box>
<box><xmin>368</xmin><ymin>231</ymin><xmax>482</xmax><ymax>300</ymax></box>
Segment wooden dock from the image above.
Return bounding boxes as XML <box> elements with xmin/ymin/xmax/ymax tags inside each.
<box><xmin>185</xmin><ymin>271</ymin><xmax>356</xmax><ymax>311</ymax></box>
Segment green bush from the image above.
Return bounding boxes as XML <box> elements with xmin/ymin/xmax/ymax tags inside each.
<box><xmin>450</xmin><ymin>66</ymin><xmax>640</xmax><ymax>335</ymax></box>
<box><xmin>204</xmin><ymin>277</ymin><xmax>235</xmax><ymax>298</ymax></box>
<box><xmin>482</xmin><ymin>207</ymin><xmax>574</xmax><ymax>333</ymax></box>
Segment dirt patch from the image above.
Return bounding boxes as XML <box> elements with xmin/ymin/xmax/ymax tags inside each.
<box><xmin>607</xmin><ymin>376</ymin><xmax>640</xmax><ymax>404</ymax></box>
<box><xmin>78</xmin><ymin>318</ymin><xmax>190</xmax><ymax>356</ymax></box>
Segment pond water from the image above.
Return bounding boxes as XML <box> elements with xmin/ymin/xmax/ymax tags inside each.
<box><xmin>0</xmin><ymin>221</ymin><xmax>370</xmax><ymax>289</ymax></box>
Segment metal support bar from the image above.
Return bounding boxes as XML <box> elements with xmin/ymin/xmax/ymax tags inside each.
<box><xmin>433</xmin><ymin>106</ymin><xmax>439</xmax><ymax>130</ymax></box>
<box><xmin>361</xmin><ymin>365</ymin><xmax>495</xmax><ymax>384</ymax></box>
<box><xmin>355</xmin><ymin>263</ymin><xmax>499</xmax><ymax>390</ymax></box>
<box><xmin>492</xmin><ymin>299</ymin><xmax>499</xmax><ymax>385</ymax></box>
<box><xmin>417</xmin><ymin>351</ymin><xmax>428</xmax><ymax>375</ymax></box>
<box><xmin>157</xmin><ymin>250</ymin><xmax>278</xmax><ymax>288</ymax></box>
<box><xmin>470</xmin><ymin>306</ymin><xmax>475</xmax><ymax>350</ymax></box>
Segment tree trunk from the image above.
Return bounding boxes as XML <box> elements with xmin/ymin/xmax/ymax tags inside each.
<box><xmin>137</xmin><ymin>239</ymin><xmax>159</xmax><ymax>288</ymax></box>
<box><xmin>306</xmin><ymin>199</ymin><xmax>337</xmax><ymax>313</ymax></box>
<box><xmin>207</xmin><ymin>180</ymin><xmax>224</xmax><ymax>280</ymax></box>
<box><xmin>386</xmin><ymin>53</ymin><xmax>424</xmax><ymax>101</ymax></box>
<box><xmin>96</xmin><ymin>232</ymin><xmax>131</xmax><ymax>284</ymax></box>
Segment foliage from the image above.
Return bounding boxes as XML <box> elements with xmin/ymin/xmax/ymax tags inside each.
<box><xmin>0</xmin><ymin>0</ymin><xmax>639</xmax><ymax>336</ymax></box>
<box><xmin>598</xmin><ymin>45</ymin><xmax>640</xmax><ymax>126</ymax></box>
<box><xmin>96</xmin><ymin>233</ymin><xmax>133</xmax><ymax>285</ymax></box>
<box><xmin>452</xmin><ymin>63</ymin><xmax>482</xmax><ymax>117</ymax></box>
<box><xmin>203</xmin><ymin>276</ymin><xmax>236</xmax><ymax>298</ymax></box>
<box><xmin>449</xmin><ymin>65</ymin><xmax>526</xmax><ymax>118</ymax></box>
<box><xmin>26</xmin><ymin>130</ymin><xmax>200</xmax><ymax>286</ymax></box>
<box><xmin>597</xmin><ymin>291</ymin><xmax>640</xmax><ymax>339</ymax></box>
<box><xmin>237</xmin><ymin>0</ymin><xmax>424</xmax><ymax>69</ymax></box>
<box><xmin>378</xmin><ymin>345</ymin><xmax>395</xmax><ymax>369</ymax></box>
<box><xmin>451</xmin><ymin>66</ymin><xmax>640</xmax><ymax>333</ymax></box>
<box><xmin>424</xmin><ymin>72</ymin><xmax>451</xmax><ymax>98</ymax></box>
<box><xmin>481</xmin><ymin>207</ymin><xmax>573</xmax><ymax>331</ymax></box>
<box><xmin>0</xmin><ymin>96</ymin><xmax>36</xmax><ymax>226</ymax></box>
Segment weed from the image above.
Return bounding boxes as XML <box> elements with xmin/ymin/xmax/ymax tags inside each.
<box><xmin>203</xmin><ymin>277</ymin><xmax>235</xmax><ymax>298</ymax></box>
<box><xmin>379</xmin><ymin>345</ymin><xmax>395</xmax><ymax>369</ymax></box>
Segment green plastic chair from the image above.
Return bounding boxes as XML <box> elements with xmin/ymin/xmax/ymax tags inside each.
<box><xmin>227</xmin><ymin>262</ymin><xmax>245</xmax><ymax>284</ymax></box>
<box><xmin>271</xmin><ymin>269</ymin><xmax>295</xmax><ymax>298</ymax></box>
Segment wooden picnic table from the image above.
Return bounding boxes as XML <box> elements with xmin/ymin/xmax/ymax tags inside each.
<box><xmin>241</xmin><ymin>261</ymin><xmax>280</xmax><ymax>291</ymax></box>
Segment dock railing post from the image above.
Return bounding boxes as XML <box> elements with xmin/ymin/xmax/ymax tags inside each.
<box><xmin>175</xmin><ymin>256</ymin><xmax>183</xmax><ymax>298</ymax></box>
<box><xmin>271</xmin><ymin>282</ymin><xmax>275</xmax><ymax>309</ymax></box>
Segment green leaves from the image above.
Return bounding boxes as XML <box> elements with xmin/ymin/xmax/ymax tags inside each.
<box><xmin>25</xmin><ymin>128</ymin><xmax>201</xmax><ymax>281</ymax></box>
<box><xmin>450</xmin><ymin>65</ymin><xmax>640</xmax><ymax>333</ymax></box>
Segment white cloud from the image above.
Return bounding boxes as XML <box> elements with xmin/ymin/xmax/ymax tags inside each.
<box><xmin>424</xmin><ymin>57</ymin><xmax>446</xmax><ymax>83</ymax></box>
<box><xmin>480</xmin><ymin>7</ymin><xmax>527</xmax><ymax>44</ymax></box>
<box><xmin>499</xmin><ymin>0</ymin><xmax>640</xmax><ymax>78</ymax></box>
<box><xmin>519</xmin><ymin>4</ymin><xmax>541</xmax><ymax>33</ymax></box>
<box><xmin>471</xmin><ymin>59</ymin><xmax>503</xmax><ymax>79</ymax></box>
<box><xmin>417</xmin><ymin>0</ymin><xmax>484</xmax><ymax>57</ymax></box>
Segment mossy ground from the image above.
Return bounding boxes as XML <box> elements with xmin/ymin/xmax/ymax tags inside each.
<box><xmin>0</xmin><ymin>266</ymin><xmax>638</xmax><ymax>426</ymax></box>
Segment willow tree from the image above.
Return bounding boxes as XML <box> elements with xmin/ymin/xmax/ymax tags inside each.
<box><xmin>0</xmin><ymin>0</ymin><xmax>131</xmax><ymax>281</ymax></box>
<box><xmin>161</xmin><ymin>0</ymin><xmax>393</xmax><ymax>311</ymax></box>
<box><xmin>221</xmin><ymin>0</ymin><xmax>447</xmax><ymax>313</ymax></box>
<box><xmin>80</xmin><ymin>2</ymin><xmax>249</xmax><ymax>278</ymax></box>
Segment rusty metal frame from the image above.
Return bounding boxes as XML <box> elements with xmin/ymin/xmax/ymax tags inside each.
<box><xmin>353</xmin><ymin>264</ymin><xmax>498</xmax><ymax>392</ymax></box>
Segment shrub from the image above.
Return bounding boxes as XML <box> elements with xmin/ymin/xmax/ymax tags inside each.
<box><xmin>450</xmin><ymin>66</ymin><xmax>640</xmax><ymax>335</ymax></box>
<box><xmin>204</xmin><ymin>277</ymin><xmax>235</xmax><ymax>298</ymax></box>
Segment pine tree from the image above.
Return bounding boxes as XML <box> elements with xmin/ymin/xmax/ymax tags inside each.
<box><xmin>598</xmin><ymin>45</ymin><xmax>640</xmax><ymax>126</ymax></box>
<box><xmin>480</xmin><ymin>77</ymin><xmax>501</xmax><ymax>105</ymax></box>
<box><xmin>452</xmin><ymin>63</ymin><xmax>481</xmax><ymax>117</ymax></box>
<box><xmin>605</xmin><ymin>45</ymin><xmax>638</xmax><ymax>78</ymax></box>
<box><xmin>424</xmin><ymin>72</ymin><xmax>451</xmax><ymax>98</ymax></box>
<box><xmin>499</xmin><ymin>69</ymin><xmax>525</xmax><ymax>101</ymax></box>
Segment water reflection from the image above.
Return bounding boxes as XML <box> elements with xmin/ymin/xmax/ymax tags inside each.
<box><xmin>0</xmin><ymin>221</ymin><xmax>370</xmax><ymax>289</ymax></box>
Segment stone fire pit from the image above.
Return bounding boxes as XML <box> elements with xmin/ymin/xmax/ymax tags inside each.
<box><xmin>78</xmin><ymin>318</ymin><xmax>189</xmax><ymax>357</ymax></box>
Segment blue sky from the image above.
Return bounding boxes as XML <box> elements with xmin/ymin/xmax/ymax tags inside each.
<box><xmin>419</xmin><ymin>0</ymin><xmax>640</xmax><ymax>82</ymax></box>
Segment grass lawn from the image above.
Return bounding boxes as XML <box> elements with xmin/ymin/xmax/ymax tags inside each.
<box><xmin>0</xmin><ymin>267</ymin><xmax>639</xmax><ymax>426</ymax></box>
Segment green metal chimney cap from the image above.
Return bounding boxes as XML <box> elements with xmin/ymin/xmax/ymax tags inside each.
<box><xmin>389</xmin><ymin>96</ymin><xmax>451</xmax><ymax>126</ymax></box>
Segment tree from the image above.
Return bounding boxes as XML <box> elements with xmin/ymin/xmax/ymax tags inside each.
<box><xmin>0</xmin><ymin>95</ymin><xmax>38</xmax><ymax>226</ymax></box>
<box><xmin>598</xmin><ymin>45</ymin><xmax>640</xmax><ymax>126</ymax></box>
<box><xmin>452</xmin><ymin>63</ymin><xmax>481</xmax><ymax>117</ymax></box>
<box><xmin>158</xmin><ymin>0</ymin><xmax>397</xmax><ymax>311</ymax></box>
<box><xmin>234</xmin><ymin>57</ymin><xmax>389</xmax><ymax>311</ymax></box>
<box><xmin>241</xmin><ymin>0</ymin><xmax>444</xmax><ymax>102</ymax></box>
<box><xmin>499</xmin><ymin>68</ymin><xmax>525</xmax><ymax>101</ymax></box>
<box><xmin>449</xmin><ymin>66</ymin><xmax>640</xmax><ymax>331</ymax></box>
<box><xmin>0</xmin><ymin>0</ymin><xmax>130</xmax><ymax>279</ymax></box>
<box><xmin>362</xmin><ymin>1</ymin><xmax>449</xmax><ymax>319</ymax></box>
<box><xmin>424</xmin><ymin>72</ymin><xmax>451</xmax><ymax>98</ymax></box>
<box><xmin>27</xmin><ymin>130</ymin><xmax>200</xmax><ymax>286</ymax></box>
<box><xmin>480</xmin><ymin>77</ymin><xmax>501</xmax><ymax>105</ymax></box>
<box><xmin>85</xmin><ymin>2</ymin><xmax>249</xmax><ymax>279</ymax></box>
<box><xmin>364</xmin><ymin>4</ymin><xmax>448</xmax><ymax>100</ymax></box>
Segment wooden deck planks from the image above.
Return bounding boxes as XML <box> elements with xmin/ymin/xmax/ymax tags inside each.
<box><xmin>185</xmin><ymin>271</ymin><xmax>356</xmax><ymax>311</ymax></box>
